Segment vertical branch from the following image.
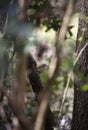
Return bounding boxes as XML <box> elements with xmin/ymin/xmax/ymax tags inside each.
<box><xmin>14</xmin><ymin>0</ymin><xmax>28</xmax><ymax>116</ymax></box>
<box><xmin>15</xmin><ymin>44</ymin><xmax>26</xmax><ymax>113</ymax></box>
<box><xmin>34</xmin><ymin>1</ymin><xmax>74</xmax><ymax>130</ymax></box>
<box><xmin>48</xmin><ymin>0</ymin><xmax>74</xmax><ymax>85</ymax></box>
<box><xmin>8</xmin><ymin>0</ymin><xmax>29</xmax><ymax>129</ymax></box>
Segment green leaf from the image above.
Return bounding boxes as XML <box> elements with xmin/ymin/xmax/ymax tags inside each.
<box><xmin>78</xmin><ymin>36</ymin><xmax>83</xmax><ymax>42</ymax></box>
<box><xmin>82</xmin><ymin>84</ymin><xmax>88</xmax><ymax>91</ymax></box>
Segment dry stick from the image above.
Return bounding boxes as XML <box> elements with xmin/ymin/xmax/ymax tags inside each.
<box><xmin>34</xmin><ymin>1</ymin><xmax>74</xmax><ymax>130</ymax></box>
<box><xmin>59</xmin><ymin>42</ymin><xmax>88</xmax><ymax>116</ymax></box>
<box><xmin>73</xmin><ymin>42</ymin><xmax>88</xmax><ymax>66</ymax></box>
<box><xmin>59</xmin><ymin>71</ymin><xmax>73</xmax><ymax>117</ymax></box>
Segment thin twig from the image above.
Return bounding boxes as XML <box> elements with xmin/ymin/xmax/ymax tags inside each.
<box><xmin>59</xmin><ymin>41</ymin><xmax>88</xmax><ymax>116</ymax></box>
<box><xmin>73</xmin><ymin>42</ymin><xmax>88</xmax><ymax>66</ymax></box>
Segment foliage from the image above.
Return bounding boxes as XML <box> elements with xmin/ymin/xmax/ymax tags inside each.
<box><xmin>82</xmin><ymin>84</ymin><xmax>88</xmax><ymax>91</ymax></box>
<box><xmin>0</xmin><ymin>0</ymin><xmax>81</xmax><ymax>130</ymax></box>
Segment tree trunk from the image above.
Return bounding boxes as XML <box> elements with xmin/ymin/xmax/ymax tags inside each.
<box><xmin>71</xmin><ymin>0</ymin><xmax>88</xmax><ymax>130</ymax></box>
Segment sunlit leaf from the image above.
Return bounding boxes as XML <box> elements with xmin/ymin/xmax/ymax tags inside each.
<box><xmin>78</xmin><ymin>36</ymin><xmax>83</xmax><ymax>42</ymax></box>
<box><xmin>82</xmin><ymin>84</ymin><xmax>88</xmax><ymax>91</ymax></box>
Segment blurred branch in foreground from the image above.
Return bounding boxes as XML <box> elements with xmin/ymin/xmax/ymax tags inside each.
<box><xmin>34</xmin><ymin>1</ymin><xmax>74</xmax><ymax>130</ymax></box>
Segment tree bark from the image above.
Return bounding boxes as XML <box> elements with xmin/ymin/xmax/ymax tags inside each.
<box><xmin>71</xmin><ymin>0</ymin><xmax>88</xmax><ymax>130</ymax></box>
